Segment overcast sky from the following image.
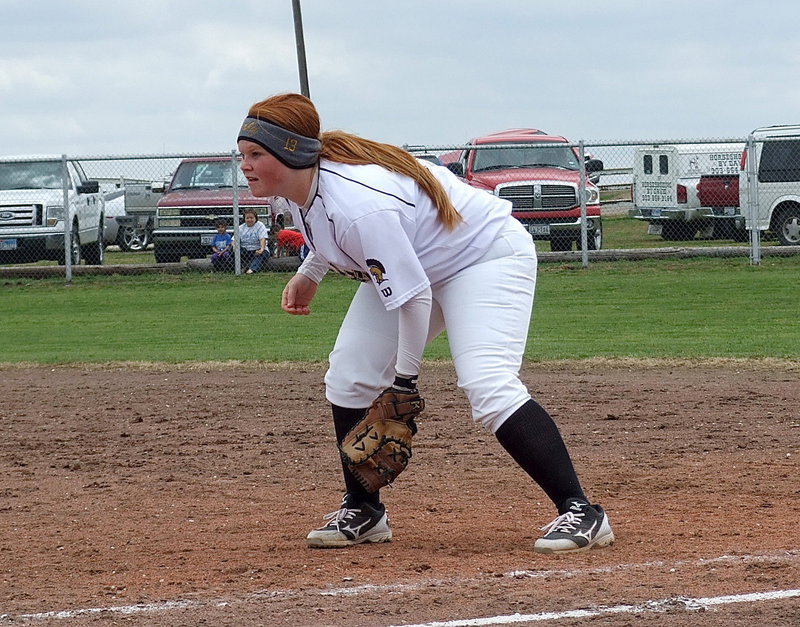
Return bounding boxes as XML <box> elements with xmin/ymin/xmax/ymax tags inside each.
<box><xmin>3</xmin><ymin>0</ymin><xmax>800</xmax><ymax>157</ymax></box>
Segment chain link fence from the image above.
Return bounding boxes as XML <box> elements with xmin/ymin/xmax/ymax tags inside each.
<box><xmin>406</xmin><ymin>130</ymin><xmax>800</xmax><ymax>267</ymax></box>
<box><xmin>0</xmin><ymin>152</ymin><xmax>302</xmax><ymax>280</ymax></box>
<box><xmin>3</xmin><ymin>129</ymin><xmax>800</xmax><ymax>280</ymax></box>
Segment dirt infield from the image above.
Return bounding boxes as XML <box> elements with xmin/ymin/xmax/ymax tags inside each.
<box><xmin>1</xmin><ymin>362</ymin><xmax>798</xmax><ymax>626</ymax></box>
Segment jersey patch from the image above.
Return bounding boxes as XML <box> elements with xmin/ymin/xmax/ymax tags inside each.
<box><xmin>329</xmin><ymin>263</ymin><xmax>371</xmax><ymax>282</ymax></box>
<box><xmin>366</xmin><ymin>258</ymin><xmax>388</xmax><ymax>284</ymax></box>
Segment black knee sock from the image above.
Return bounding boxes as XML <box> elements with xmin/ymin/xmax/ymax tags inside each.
<box><xmin>495</xmin><ymin>399</ymin><xmax>587</xmax><ymax>513</ymax></box>
<box><xmin>331</xmin><ymin>404</ymin><xmax>381</xmax><ymax>507</ymax></box>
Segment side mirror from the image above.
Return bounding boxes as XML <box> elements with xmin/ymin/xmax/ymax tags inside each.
<box><xmin>151</xmin><ymin>181</ymin><xmax>166</xmax><ymax>193</ymax></box>
<box><xmin>446</xmin><ymin>162</ymin><xmax>464</xmax><ymax>177</ymax></box>
<box><xmin>77</xmin><ymin>180</ymin><xmax>100</xmax><ymax>194</ymax></box>
<box><xmin>585</xmin><ymin>159</ymin><xmax>604</xmax><ymax>173</ymax></box>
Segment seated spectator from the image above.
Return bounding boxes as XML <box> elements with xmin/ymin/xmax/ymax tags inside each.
<box><xmin>238</xmin><ymin>208</ymin><xmax>270</xmax><ymax>274</ymax></box>
<box><xmin>277</xmin><ymin>228</ymin><xmax>305</xmax><ymax>256</ymax></box>
<box><xmin>210</xmin><ymin>219</ymin><xmax>233</xmax><ymax>272</ymax></box>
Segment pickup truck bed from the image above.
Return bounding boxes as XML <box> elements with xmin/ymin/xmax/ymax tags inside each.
<box><xmin>697</xmin><ymin>174</ymin><xmax>739</xmax><ymax>207</ymax></box>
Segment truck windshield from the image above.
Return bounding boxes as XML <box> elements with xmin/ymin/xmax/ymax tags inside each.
<box><xmin>170</xmin><ymin>161</ymin><xmax>249</xmax><ymax>190</ymax></box>
<box><xmin>472</xmin><ymin>144</ymin><xmax>580</xmax><ymax>173</ymax></box>
<box><xmin>0</xmin><ymin>161</ymin><xmax>64</xmax><ymax>190</ymax></box>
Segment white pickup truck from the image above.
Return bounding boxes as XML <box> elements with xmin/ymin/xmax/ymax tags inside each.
<box><xmin>629</xmin><ymin>143</ymin><xmax>744</xmax><ymax>240</ymax></box>
<box><xmin>0</xmin><ymin>155</ymin><xmax>105</xmax><ymax>265</ymax></box>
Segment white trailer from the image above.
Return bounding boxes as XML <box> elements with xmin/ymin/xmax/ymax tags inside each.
<box><xmin>629</xmin><ymin>143</ymin><xmax>743</xmax><ymax>240</ymax></box>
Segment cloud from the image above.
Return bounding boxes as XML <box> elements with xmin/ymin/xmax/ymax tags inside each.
<box><xmin>0</xmin><ymin>59</ymin><xmax>68</xmax><ymax>93</ymax></box>
<box><xmin>4</xmin><ymin>0</ymin><xmax>800</xmax><ymax>155</ymax></box>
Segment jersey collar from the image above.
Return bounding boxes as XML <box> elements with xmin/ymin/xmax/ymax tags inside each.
<box><xmin>300</xmin><ymin>164</ymin><xmax>320</xmax><ymax>210</ymax></box>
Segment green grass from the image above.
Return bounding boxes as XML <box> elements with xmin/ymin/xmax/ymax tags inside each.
<box><xmin>107</xmin><ymin>249</ymin><xmax>156</xmax><ymax>265</ymax></box>
<box><xmin>0</xmin><ymin>273</ymin><xmax>354</xmax><ymax>363</ymax></box>
<box><xmin>599</xmin><ymin>186</ymin><xmax>631</xmax><ymax>203</ymax></box>
<box><xmin>530</xmin><ymin>256</ymin><xmax>798</xmax><ymax>359</ymax></box>
<box><xmin>2</xmin><ymin>256</ymin><xmax>799</xmax><ymax>364</ymax></box>
<box><xmin>600</xmin><ymin>214</ymin><xmax>769</xmax><ymax>250</ymax></box>
<box><xmin>520</xmin><ymin>214</ymin><xmax>769</xmax><ymax>252</ymax></box>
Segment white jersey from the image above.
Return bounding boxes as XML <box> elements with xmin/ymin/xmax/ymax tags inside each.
<box><xmin>286</xmin><ymin>159</ymin><xmax>512</xmax><ymax>310</ymax></box>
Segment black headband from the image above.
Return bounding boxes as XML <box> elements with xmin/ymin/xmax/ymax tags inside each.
<box><xmin>237</xmin><ymin>116</ymin><xmax>321</xmax><ymax>169</ymax></box>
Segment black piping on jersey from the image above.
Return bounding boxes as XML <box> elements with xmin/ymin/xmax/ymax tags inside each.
<box><xmin>320</xmin><ymin>166</ymin><xmax>417</xmax><ymax>208</ymax></box>
<box><xmin>298</xmin><ymin>170</ymin><xmax>322</xmax><ymax>251</ymax></box>
<box><xmin>298</xmin><ymin>209</ymin><xmax>314</xmax><ymax>251</ymax></box>
<box><xmin>303</xmin><ymin>186</ymin><xmax>372</xmax><ymax>272</ymax></box>
<box><xmin>307</xmin><ymin>166</ymin><xmax>414</xmax><ymax>272</ymax></box>
<box><xmin>319</xmin><ymin>194</ymin><xmax>365</xmax><ymax>270</ymax></box>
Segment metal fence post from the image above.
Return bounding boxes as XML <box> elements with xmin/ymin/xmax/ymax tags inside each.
<box><xmin>579</xmin><ymin>141</ymin><xmax>588</xmax><ymax>268</ymax></box>
<box><xmin>745</xmin><ymin>135</ymin><xmax>761</xmax><ymax>266</ymax></box>
<box><xmin>61</xmin><ymin>154</ymin><xmax>72</xmax><ymax>284</ymax></box>
<box><xmin>231</xmin><ymin>150</ymin><xmax>242</xmax><ymax>275</ymax></box>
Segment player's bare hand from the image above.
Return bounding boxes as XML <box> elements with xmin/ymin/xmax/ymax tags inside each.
<box><xmin>281</xmin><ymin>273</ymin><xmax>318</xmax><ymax>315</ymax></box>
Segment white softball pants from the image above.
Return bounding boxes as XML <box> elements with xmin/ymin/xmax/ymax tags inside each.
<box><xmin>325</xmin><ymin>217</ymin><xmax>538</xmax><ymax>433</ymax></box>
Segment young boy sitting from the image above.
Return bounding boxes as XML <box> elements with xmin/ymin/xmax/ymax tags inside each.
<box><xmin>210</xmin><ymin>219</ymin><xmax>233</xmax><ymax>271</ymax></box>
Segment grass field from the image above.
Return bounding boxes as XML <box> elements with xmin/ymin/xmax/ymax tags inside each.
<box><xmin>2</xmin><ymin>255</ymin><xmax>798</xmax><ymax>364</ymax></box>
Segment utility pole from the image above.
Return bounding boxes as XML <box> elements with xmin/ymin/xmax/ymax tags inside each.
<box><xmin>291</xmin><ymin>0</ymin><xmax>310</xmax><ymax>98</ymax></box>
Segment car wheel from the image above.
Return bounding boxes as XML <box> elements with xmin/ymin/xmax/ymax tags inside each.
<box><xmin>154</xmin><ymin>246</ymin><xmax>181</xmax><ymax>263</ymax></box>
<box><xmin>60</xmin><ymin>223</ymin><xmax>82</xmax><ymax>265</ymax></box>
<box><xmin>82</xmin><ymin>222</ymin><xmax>104</xmax><ymax>265</ymax></box>
<box><xmin>550</xmin><ymin>237</ymin><xmax>573</xmax><ymax>252</ymax></box>
<box><xmin>119</xmin><ymin>225</ymin><xmax>151</xmax><ymax>251</ymax></box>
<box><xmin>577</xmin><ymin>222</ymin><xmax>603</xmax><ymax>251</ymax></box>
<box><xmin>731</xmin><ymin>225</ymin><xmax>750</xmax><ymax>242</ymax></box>
<box><xmin>774</xmin><ymin>205</ymin><xmax>800</xmax><ymax>246</ymax></box>
<box><xmin>661</xmin><ymin>222</ymin><xmax>698</xmax><ymax>241</ymax></box>
<box><xmin>712</xmin><ymin>219</ymin><xmax>748</xmax><ymax>242</ymax></box>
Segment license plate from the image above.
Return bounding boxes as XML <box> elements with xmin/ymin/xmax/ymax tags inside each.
<box><xmin>0</xmin><ymin>238</ymin><xmax>17</xmax><ymax>250</ymax></box>
<box><xmin>647</xmin><ymin>224</ymin><xmax>663</xmax><ymax>235</ymax></box>
<box><xmin>200</xmin><ymin>234</ymin><xmax>214</xmax><ymax>245</ymax></box>
<box><xmin>528</xmin><ymin>224</ymin><xmax>550</xmax><ymax>236</ymax></box>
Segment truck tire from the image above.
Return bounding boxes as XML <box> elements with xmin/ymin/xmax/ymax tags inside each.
<box><xmin>731</xmin><ymin>224</ymin><xmax>750</xmax><ymax>243</ymax></box>
<box><xmin>60</xmin><ymin>223</ymin><xmax>82</xmax><ymax>266</ymax></box>
<box><xmin>712</xmin><ymin>219</ymin><xmax>748</xmax><ymax>242</ymax></box>
<box><xmin>154</xmin><ymin>246</ymin><xmax>181</xmax><ymax>264</ymax></box>
<box><xmin>774</xmin><ymin>205</ymin><xmax>800</xmax><ymax>246</ymax></box>
<box><xmin>550</xmin><ymin>237</ymin><xmax>573</xmax><ymax>252</ymax></box>
<box><xmin>577</xmin><ymin>221</ymin><xmax>603</xmax><ymax>251</ymax></box>
<box><xmin>82</xmin><ymin>221</ymin><xmax>105</xmax><ymax>265</ymax></box>
<box><xmin>661</xmin><ymin>222</ymin><xmax>698</xmax><ymax>241</ymax></box>
<box><xmin>118</xmin><ymin>225</ymin><xmax>151</xmax><ymax>251</ymax></box>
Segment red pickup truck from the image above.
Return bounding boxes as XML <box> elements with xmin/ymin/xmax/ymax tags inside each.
<box><xmin>440</xmin><ymin>129</ymin><xmax>604</xmax><ymax>251</ymax></box>
<box><xmin>696</xmin><ymin>174</ymin><xmax>747</xmax><ymax>240</ymax></box>
<box><xmin>152</xmin><ymin>156</ymin><xmax>280</xmax><ymax>264</ymax></box>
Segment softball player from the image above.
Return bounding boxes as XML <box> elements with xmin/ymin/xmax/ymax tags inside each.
<box><xmin>237</xmin><ymin>93</ymin><xmax>614</xmax><ymax>554</ymax></box>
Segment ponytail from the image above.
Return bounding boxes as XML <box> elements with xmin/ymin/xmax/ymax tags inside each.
<box><xmin>320</xmin><ymin>131</ymin><xmax>461</xmax><ymax>230</ymax></box>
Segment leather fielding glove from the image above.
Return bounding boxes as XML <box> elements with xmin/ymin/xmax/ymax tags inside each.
<box><xmin>338</xmin><ymin>376</ymin><xmax>424</xmax><ymax>492</ymax></box>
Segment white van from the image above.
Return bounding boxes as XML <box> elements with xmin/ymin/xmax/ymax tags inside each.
<box><xmin>629</xmin><ymin>143</ymin><xmax>744</xmax><ymax>240</ymax></box>
<box><xmin>739</xmin><ymin>125</ymin><xmax>800</xmax><ymax>246</ymax></box>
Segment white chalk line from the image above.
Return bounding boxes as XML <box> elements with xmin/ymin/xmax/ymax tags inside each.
<box><xmin>385</xmin><ymin>589</ymin><xmax>800</xmax><ymax>627</ymax></box>
<box><xmin>1</xmin><ymin>549</ymin><xmax>798</xmax><ymax>623</ymax></box>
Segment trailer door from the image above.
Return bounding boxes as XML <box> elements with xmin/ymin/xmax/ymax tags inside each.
<box><xmin>633</xmin><ymin>147</ymin><xmax>678</xmax><ymax>210</ymax></box>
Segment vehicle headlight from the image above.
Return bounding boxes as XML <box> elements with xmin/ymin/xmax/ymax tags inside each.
<box><xmin>159</xmin><ymin>218</ymin><xmax>180</xmax><ymax>227</ymax></box>
<box><xmin>46</xmin><ymin>205</ymin><xmax>65</xmax><ymax>226</ymax></box>
<box><xmin>584</xmin><ymin>186</ymin><xmax>600</xmax><ymax>205</ymax></box>
<box><xmin>159</xmin><ymin>208</ymin><xmax>180</xmax><ymax>216</ymax></box>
